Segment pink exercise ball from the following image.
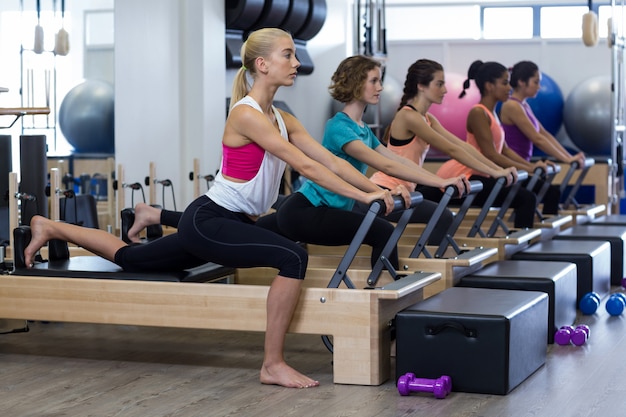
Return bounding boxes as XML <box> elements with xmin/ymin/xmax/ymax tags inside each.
<box><xmin>428</xmin><ymin>72</ymin><xmax>480</xmax><ymax>141</ymax></box>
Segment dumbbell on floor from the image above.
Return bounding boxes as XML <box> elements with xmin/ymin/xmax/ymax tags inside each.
<box><xmin>397</xmin><ymin>372</ymin><xmax>452</xmax><ymax>399</ymax></box>
<box><xmin>554</xmin><ymin>324</ymin><xmax>590</xmax><ymax>346</ymax></box>
<box><xmin>606</xmin><ymin>293</ymin><xmax>626</xmax><ymax>316</ymax></box>
<box><xmin>579</xmin><ymin>292</ymin><xmax>601</xmax><ymax>315</ymax></box>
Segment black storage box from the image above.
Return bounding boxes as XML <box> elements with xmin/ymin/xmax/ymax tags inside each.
<box><xmin>396</xmin><ymin>287</ymin><xmax>548</xmax><ymax>395</ymax></box>
<box><xmin>459</xmin><ymin>260</ymin><xmax>577</xmax><ymax>343</ymax></box>
<box><xmin>553</xmin><ymin>224</ymin><xmax>626</xmax><ymax>285</ymax></box>
<box><xmin>512</xmin><ymin>240</ymin><xmax>611</xmax><ymax>302</ymax></box>
<box><xmin>591</xmin><ymin>214</ymin><xmax>626</xmax><ymax>225</ymax></box>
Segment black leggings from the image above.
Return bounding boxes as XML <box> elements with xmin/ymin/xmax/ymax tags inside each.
<box><xmin>353</xmin><ymin>186</ymin><xmax>454</xmax><ymax>246</ymax></box>
<box><xmin>114</xmin><ymin>196</ymin><xmax>308</xmax><ymax>279</ymax></box>
<box><xmin>465</xmin><ymin>175</ymin><xmax>537</xmax><ymax>228</ymax></box>
<box><xmin>527</xmin><ymin>180</ymin><xmax>560</xmax><ymax>215</ymax></box>
<box><xmin>259</xmin><ymin>192</ymin><xmax>399</xmax><ymax>269</ymax></box>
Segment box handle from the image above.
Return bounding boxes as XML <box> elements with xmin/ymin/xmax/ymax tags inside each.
<box><xmin>426</xmin><ymin>322</ymin><xmax>478</xmax><ymax>338</ymax></box>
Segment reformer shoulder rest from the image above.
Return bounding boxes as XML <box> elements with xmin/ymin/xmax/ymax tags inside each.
<box><xmin>11</xmin><ymin>226</ymin><xmax>235</xmax><ymax>283</ymax></box>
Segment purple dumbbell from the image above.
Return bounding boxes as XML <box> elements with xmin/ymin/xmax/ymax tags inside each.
<box><xmin>571</xmin><ymin>324</ymin><xmax>590</xmax><ymax>346</ymax></box>
<box><xmin>554</xmin><ymin>325</ymin><xmax>574</xmax><ymax>345</ymax></box>
<box><xmin>397</xmin><ymin>372</ymin><xmax>452</xmax><ymax>399</ymax></box>
<box><xmin>554</xmin><ymin>324</ymin><xmax>590</xmax><ymax>346</ymax></box>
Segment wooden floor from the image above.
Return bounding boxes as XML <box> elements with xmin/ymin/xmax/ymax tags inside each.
<box><xmin>1</xmin><ymin>290</ymin><xmax>625</xmax><ymax>417</ymax></box>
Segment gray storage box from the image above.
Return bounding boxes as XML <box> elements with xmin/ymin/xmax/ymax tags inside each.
<box><xmin>396</xmin><ymin>287</ymin><xmax>548</xmax><ymax>395</ymax></box>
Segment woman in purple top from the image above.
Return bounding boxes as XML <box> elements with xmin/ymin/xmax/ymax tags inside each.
<box><xmin>500</xmin><ymin>61</ymin><xmax>585</xmax><ymax>166</ymax></box>
<box><xmin>500</xmin><ymin>61</ymin><xmax>586</xmax><ymax>215</ymax></box>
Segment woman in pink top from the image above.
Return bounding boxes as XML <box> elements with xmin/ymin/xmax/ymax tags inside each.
<box><xmin>22</xmin><ymin>28</ymin><xmax>405</xmax><ymax>389</ymax></box>
<box><xmin>437</xmin><ymin>60</ymin><xmax>550</xmax><ymax>228</ymax></box>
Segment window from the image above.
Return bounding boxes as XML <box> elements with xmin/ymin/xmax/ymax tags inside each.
<box><xmin>386</xmin><ymin>5</ymin><xmax>480</xmax><ymax>40</ymax></box>
<box><xmin>540</xmin><ymin>6</ymin><xmax>588</xmax><ymax>38</ymax></box>
<box><xmin>483</xmin><ymin>7</ymin><xmax>534</xmax><ymax>39</ymax></box>
<box><xmin>599</xmin><ymin>5</ymin><xmax>625</xmax><ymax>39</ymax></box>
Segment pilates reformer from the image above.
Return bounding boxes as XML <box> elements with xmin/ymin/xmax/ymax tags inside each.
<box><xmin>556</xmin><ymin>157</ymin><xmax>607</xmax><ymax>224</ymax></box>
<box><xmin>403</xmin><ymin>172</ymin><xmax>537</xmax><ymax>244</ymax></box>
<box><xmin>451</xmin><ymin>164</ymin><xmax>579</xmax><ymax>241</ymax></box>
<box><xmin>0</xmin><ymin>192</ymin><xmax>440</xmax><ymax>386</ymax></box>
<box><xmin>307</xmin><ymin>180</ymin><xmax>502</xmax><ymax>299</ymax></box>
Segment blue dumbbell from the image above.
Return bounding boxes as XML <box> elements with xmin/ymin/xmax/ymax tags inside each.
<box><xmin>606</xmin><ymin>293</ymin><xmax>626</xmax><ymax>316</ymax></box>
<box><xmin>579</xmin><ymin>292</ymin><xmax>601</xmax><ymax>315</ymax></box>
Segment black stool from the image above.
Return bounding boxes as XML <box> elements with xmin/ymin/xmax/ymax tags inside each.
<box><xmin>396</xmin><ymin>287</ymin><xmax>548</xmax><ymax>395</ymax></box>
<box><xmin>553</xmin><ymin>224</ymin><xmax>626</xmax><ymax>285</ymax></box>
<box><xmin>512</xmin><ymin>240</ymin><xmax>611</xmax><ymax>303</ymax></box>
<box><xmin>459</xmin><ymin>260</ymin><xmax>577</xmax><ymax>343</ymax></box>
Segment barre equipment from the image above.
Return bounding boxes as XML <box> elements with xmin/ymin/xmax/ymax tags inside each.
<box><xmin>397</xmin><ymin>373</ymin><xmax>452</xmax><ymax>399</ymax></box>
<box><xmin>0</xmin><ymin>107</ymin><xmax>50</xmax><ymax>129</ymax></box>
<box><xmin>145</xmin><ymin>175</ymin><xmax>177</xmax><ymax>212</ymax></box>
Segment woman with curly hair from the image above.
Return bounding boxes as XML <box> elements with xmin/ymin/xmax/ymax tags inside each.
<box><xmin>259</xmin><ymin>55</ymin><xmax>469</xmax><ymax>269</ymax></box>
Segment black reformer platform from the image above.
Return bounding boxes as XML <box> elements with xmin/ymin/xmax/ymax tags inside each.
<box><xmin>11</xmin><ymin>227</ymin><xmax>236</xmax><ymax>283</ymax></box>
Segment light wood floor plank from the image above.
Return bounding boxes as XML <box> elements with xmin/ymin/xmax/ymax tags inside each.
<box><xmin>1</xmin><ymin>288</ymin><xmax>625</xmax><ymax>417</ymax></box>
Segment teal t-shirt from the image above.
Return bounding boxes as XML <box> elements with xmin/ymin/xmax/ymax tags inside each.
<box><xmin>298</xmin><ymin>111</ymin><xmax>381</xmax><ymax>211</ymax></box>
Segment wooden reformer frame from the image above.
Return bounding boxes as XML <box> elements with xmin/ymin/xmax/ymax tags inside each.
<box><xmin>1</xmin><ymin>192</ymin><xmax>440</xmax><ymax>386</ymax></box>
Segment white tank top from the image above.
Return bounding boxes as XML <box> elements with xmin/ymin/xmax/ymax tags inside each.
<box><xmin>207</xmin><ymin>96</ymin><xmax>288</xmax><ymax>216</ymax></box>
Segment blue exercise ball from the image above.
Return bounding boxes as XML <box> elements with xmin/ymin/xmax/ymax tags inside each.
<box><xmin>59</xmin><ymin>80</ymin><xmax>115</xmax><ymax>154</ymax></box>
<box><xmin>563</xmin><ymin>75</ymin><xmax>612</xmax><ymax>156</ymax></box>
<box><xmin>527</xmin><ymin>72</ymin><xmax>564</xmax><ymax>137</ymax></box>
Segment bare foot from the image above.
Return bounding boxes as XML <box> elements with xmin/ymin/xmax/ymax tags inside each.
<box><xmin>127</xmin><ymin>203</ymin><xmax>161</xmax><ymax>243</ymax></box>
<box><xmin>24</xmin><ymin>215</ymin><xmax>54</xmax><ymax>267</ymax></box>
<box><xmin>260</xmin><ymin>361</ymin><xmax>320</xmax><ymax>388</ymax></box>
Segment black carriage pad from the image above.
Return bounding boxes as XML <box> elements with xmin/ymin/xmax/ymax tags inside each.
<box><xmin>13</xmin><ymin>256</ymin><xmax>234</xmax><ymax>283</ymax></box>
<box><xmin>11</xmin><ymin>226</ymin><xmax>235</xmax><ymax>283</ymax></box>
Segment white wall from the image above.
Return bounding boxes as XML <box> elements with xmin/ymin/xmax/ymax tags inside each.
<box><xmin>3</xmin><ymin>0</ymin><xmax>615</xmax><ymax>209</ymax></box>
<box><xmin>114</xmin><ymin>0</ymin><xmax>225</xmax><ymax>207</ymax></box>
<box><xmin>383</xmin><ymin>38</ymin><xmax>612</xmax><ymax>148</ymax></box>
